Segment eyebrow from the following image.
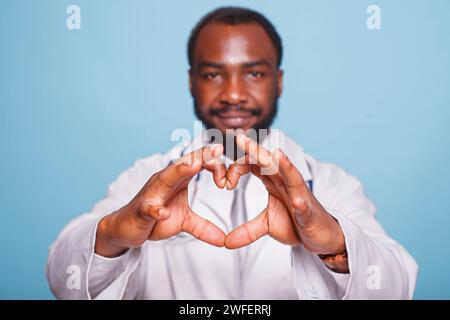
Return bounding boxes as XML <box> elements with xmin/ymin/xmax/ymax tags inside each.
<box><xmin>243</xmin><ymin>59</ymin><xmax>271</xmax><ymax>68</ymax></box>
<box><xmin>197</xmin><ymin>60</ymin><xmax>224</xmax><ymax>69</ymax></box>
<box><xmin>197</xmin><ymin>59</ymin><xmax>272</xmax><ymax>69</ymax></box>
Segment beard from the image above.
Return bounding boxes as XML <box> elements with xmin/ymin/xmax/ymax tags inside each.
<box><xmin>193</xmin><ymin>98</ymin><xmax>279</xmax><ymax>133</ymax></box>
<box><xmin>193</xmin><ymin>95</ymin><xmax>279</xmax><ymax>159</ymax></box>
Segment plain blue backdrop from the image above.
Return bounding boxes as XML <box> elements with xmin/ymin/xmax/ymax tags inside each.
<box><xmin>1</xmin><ymin>0</ymin><xmax>449</xmax><ymax>299</ymax></box>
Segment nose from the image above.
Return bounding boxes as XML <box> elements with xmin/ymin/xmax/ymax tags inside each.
<box><xmin>219</xmin><ymin>75</ymin><xmax>248</xmax><ymax>106</ymax></box>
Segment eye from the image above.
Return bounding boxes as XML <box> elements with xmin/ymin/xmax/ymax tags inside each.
<box><xmin>203</xmin><ymin>72</ymin><xmax>221</xmax><ymax>80</ymax></box>
<box><xmin>248</xmin><ymin>71</ymin><xmax>265</xmax><ymax>78</ymax></box>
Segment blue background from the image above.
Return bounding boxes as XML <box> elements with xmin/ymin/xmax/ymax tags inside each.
<box><xmin>0</xmin><ymin>0</ymin><xmax>449</xmax><ymax>299</ymax></box>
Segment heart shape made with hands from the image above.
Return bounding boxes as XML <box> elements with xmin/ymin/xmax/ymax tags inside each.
<box><xmin>146</xmin><ymin>133</ymin><xmax>318</xmax><ymax>251</ymax></box>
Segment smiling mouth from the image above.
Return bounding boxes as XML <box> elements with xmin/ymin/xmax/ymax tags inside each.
<box><xmin>213</xmin><ymin>110</ymin><xmax>254</xmax><ymax>128</ymax></box>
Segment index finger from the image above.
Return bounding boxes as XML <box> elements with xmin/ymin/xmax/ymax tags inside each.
<box><xmin>235</xmin><ymin>133</ymin><xmax>272</xmax><ymax>167</ymax></box>
<box><xmin>235</xmin><ymin>133</ymin><xmax>280</xmax><ymax>176</ymax></box>
<box><xmin>150</xmin><ymin>144</ymin><xmax>225</xmax><ymax>201</ymax></box>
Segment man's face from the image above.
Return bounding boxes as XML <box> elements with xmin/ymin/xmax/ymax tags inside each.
<box><xmin>190</xmin><ymin>22</ymin><xmax>283</xmax><ymax>134</ymax></box>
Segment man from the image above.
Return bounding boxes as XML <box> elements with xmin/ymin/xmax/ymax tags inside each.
<box><xmin>47</xmin><ymin>7</ymin><xmax>418</xmax><ymax>299</ymax></box>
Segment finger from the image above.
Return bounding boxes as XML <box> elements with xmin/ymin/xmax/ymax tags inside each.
<box><xmin>251</xmin><ymin>164</ymin><xmax>284</xmax><ymax>192</ymax></box>
<box><xmin>273</xmin><ymin>149</ymin><xmax>312</xmax><ymax>224</ymax></box>
<box><xmin>175</xmin><ymin>144</ymin><xmax>226</xmax><ymax>188</ymax></box>
<box><xmin>157</xmin><ymin>155</ymin><xmax>202</xmax><ymax>191</ymax></box>
<box><xmin>153</xmin><ymin>144</ymin><xmax>224</xmax><ymax>201</ymax></box>
<box><xmin>235</xmin><ymin>133</ymin><xmax>273</xmax><ymax>168</ymax></box>
<box><xmin>251</xmin><ymin>165</ymin><xmax>292</xmax><ymax>207</ymax></box>
<box><xmin>201</xmin><ymin>144</ymin><xmax>227</xmax><ymax>189</ymax></box>
<box><xmin>273</xmin><ymin>149</ymin><xmax>307</xmax><ymax>198</ymax></box>
<box><xmin>226</xmin><ymin>155</ymin><xmax>253</xmax><ymax>190</ymax></box>
<box><xmin>273</xmin><ymin>148</ymin><xmax>306</xmax><ymax>192</ymax></box>
<box><xmin>182</xmin><ymin>210</ymin><xmax>226</xmax><ymax>247</ymax></box>
<box><xmin>225</xmin><ymin>210</ymin><xmax>269</xmax><ymax>249</ymax></box>
<box><xmin>228</xmin><ymin>163</ymin><xmax>290</xmax><ymax>209</ymax></box>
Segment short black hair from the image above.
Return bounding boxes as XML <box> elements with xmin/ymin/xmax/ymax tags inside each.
<box><xmin>188</xmin><ymin>7</ymin><xmax>283</xmax><ymax>68</ymax></box>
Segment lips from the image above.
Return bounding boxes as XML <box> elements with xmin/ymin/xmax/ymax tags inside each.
<box><xmin>214</xmin><ymin>110</ymin><xmax>253</xmax><ymax>128</ymax></box>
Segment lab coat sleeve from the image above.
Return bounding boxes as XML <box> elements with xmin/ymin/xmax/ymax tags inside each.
<box><xmin>88</xmin><ymin>252</ymin><xmax>132</xmax><ymax>298</ymax></box>
<box><xmin>46</xmin><ymin>154</ymin><xmax>167</xmax><ymax>300</ymax></box>
<box><xmin>292</xmin><ymin>159</ymin><xmax>418</xmax><ymax>299</ymax></box>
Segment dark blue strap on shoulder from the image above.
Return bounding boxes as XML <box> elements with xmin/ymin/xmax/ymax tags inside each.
<box><xmin>305</xmin><ymin>158</ymin><xmax>313</xmax><ymax>193</ymax></box>
<box><xmin>306</xmin><ymin>180</ymin><xmax>313</xmax><ymax>192</ymax></box>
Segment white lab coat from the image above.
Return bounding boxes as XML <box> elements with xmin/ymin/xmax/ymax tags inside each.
<box><xmin>46</xmin><ymin>130</ymin><xmax>418</xmax><ymax>299</ymax></box>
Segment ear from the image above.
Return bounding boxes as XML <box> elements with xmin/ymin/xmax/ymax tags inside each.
<box><xmin>277</xmin><ymin>69</ymin><xmax>284</xmax><ymax>98</ymax></box>
<box><xmin>188</xmin><ymin>69</ymin><xmax>194</xmax><ymax>97</ymax></box>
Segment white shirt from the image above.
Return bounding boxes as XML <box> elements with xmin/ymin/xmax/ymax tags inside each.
<box><xmin>46</xmin><ymin>130</ymin><xmax>418</xmax><ymax>299</ymax></box>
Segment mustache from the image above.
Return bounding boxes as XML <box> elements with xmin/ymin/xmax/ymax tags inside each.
<box><xmin>209</xmin><ymin>105</ymin><xmax>262</xmax><ymax>117</ymax></box>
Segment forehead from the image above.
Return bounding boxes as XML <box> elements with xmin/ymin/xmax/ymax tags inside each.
<box><xmin>193</xmin><ymin>22</ymin><xmax>277</xmax><ymax>66</ymax></box>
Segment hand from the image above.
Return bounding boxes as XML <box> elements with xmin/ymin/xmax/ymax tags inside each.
<box><xmin>95</xmin><ymin>145</ymin><xmax>228</xmax><ymax>257</ymax></box>
<box><xmin>225</xmin><ymin>133</ymin><xmax>347</xmax><ymax>260</ymax></box>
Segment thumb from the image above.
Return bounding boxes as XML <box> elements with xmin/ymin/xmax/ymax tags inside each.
<box><xmin>225</xmin><ymin>210</ymin><xmax>269</xmax><ymax>249</ymax></box>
